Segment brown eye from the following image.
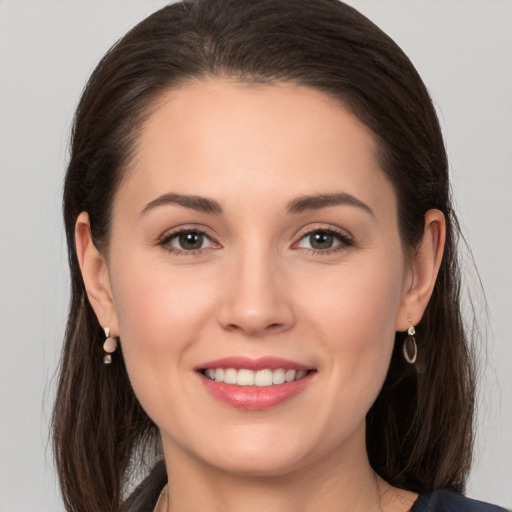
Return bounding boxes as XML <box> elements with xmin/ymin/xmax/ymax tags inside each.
<box><xmin>295</xmin><ymin>228</ymin><xmax>353</xmax><ymax>253</ymax></box>
<box><xmin>178</xmin><ymin>231</ymin><xmax>204</xmax><ymax>250</ymax></box>
<box><xmin>163</xmin><ymin>229</ymin><xmax>213</xmax><ymax>252</ymax></box>
<box><xmin>309</xmin><ymin>231</ymin><xmax>335</xmax><ymax>250</ymax></box>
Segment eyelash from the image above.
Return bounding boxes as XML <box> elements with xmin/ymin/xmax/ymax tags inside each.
<box><xmin>158</xmin><ymin>227</ymin><xmax>354</xmax><ymax>256</ymax></box>
<box><xmin>295</xmin><ymin>227</ymin><xmax>354</xmax><ymax>255</ymax></box>
<box><xmin>159</xmin><ymin>227</ymin><xmax>215</xmax><ymax>256</ymax></box>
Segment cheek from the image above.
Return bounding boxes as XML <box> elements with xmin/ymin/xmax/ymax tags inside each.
<box><xmin>303</xmin><ymin>257</ymin><xmax>405</xmax><ymax>346</ymax></box>
<box><xmin>306</xmin><ymin>260</ymin><xmax>405</xmax><ymax>433</ymax></box>
<box><xmin>107</xmin><ymin>255</ymin><xmax>218</xmax><ymax>391</ymax></box>
<box><xmin>300</xmin><ymin>250</ymin><xmax>406</xmax><ymax>397</ymax></box>
<box><xmin>110</xmin><ymin>255</ymin><xmax>214</xmax><ymax>340</ymax></box>
<box><xmin>107</xmin><ymin>257</ymin><xmax>222</xmax><ymax>429</ymax></box>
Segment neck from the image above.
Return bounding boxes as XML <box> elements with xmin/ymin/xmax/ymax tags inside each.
<box><xmin>161</xmin><ymin>430</ymin><xmax>383</xmax><ymax>512</ymax></box>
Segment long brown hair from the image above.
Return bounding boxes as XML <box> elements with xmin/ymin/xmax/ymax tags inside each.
<box><xmin>53</xmin><ymin>1</ymin><xmax>476</xmax><ymax>510</ymax></box>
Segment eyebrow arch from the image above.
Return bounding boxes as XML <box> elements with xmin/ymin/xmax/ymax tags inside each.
<box><xmin>140</xmin><ymin>193</ymin><xmax>223</xmax><ymax>216</ymax></box>
<box><xmin>287</xmin><ymin>193</ymin><xmax>374</xmax><ymax>216</ymax></box>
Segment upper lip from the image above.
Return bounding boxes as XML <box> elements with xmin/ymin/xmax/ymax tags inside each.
<box><xmin>197</xmin><ymin>356</ymin><xmax>311</xmax><ymax>372</ymax></box>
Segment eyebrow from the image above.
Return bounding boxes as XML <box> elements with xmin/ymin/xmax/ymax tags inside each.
<box><xmin>140</xmin><ymin>191</ymin><xmax>373</xmax><ymax>217</ymax></box>
<box><xmin>140</xmin><ymin>193</ymin><xmax>223</xmax><ymax>216</ymax></box>
<box><xmin>286</xmin><ymin>193</ymin><xmax>374</xmax><ymax>216</ymax></box>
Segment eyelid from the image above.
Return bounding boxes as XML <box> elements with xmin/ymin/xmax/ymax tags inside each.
<box><xmin>157</xmin><ymin>224</ymin><xmax>353</xmax><ymax>256</ymax></box>
<box><xmin>292</xmin><ymin>225</ymin><xmax>354</xmax><ymax>254</ymax></box>
<box><xmin>158</xmin><ymin>225</ymin><xmax>220</xmax><ymax>255</ymax></box>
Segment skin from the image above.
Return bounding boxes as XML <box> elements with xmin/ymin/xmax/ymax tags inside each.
<box><xmin>76</xmin><ymin>80</ymin><xmax>445</xmax><ymax>512</ymax></box>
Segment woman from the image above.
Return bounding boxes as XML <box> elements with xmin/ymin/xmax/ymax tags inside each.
<box><xmin>52</xmin><ymin>1</ymin><xmax>507</xmax><ymax>511</ymax></box>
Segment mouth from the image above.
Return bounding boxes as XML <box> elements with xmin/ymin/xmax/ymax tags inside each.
<box><xmin>196</xmin><ymin>357</ymin><xmax>316</xmax><ymax>409</ymax></box>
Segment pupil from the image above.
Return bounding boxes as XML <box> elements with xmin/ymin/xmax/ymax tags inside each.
<box><xmin>310</xmin><ymin>232</ymin><xmax>333</xmax><ymax>249</ymax></box>
<box><xmin>179</xmin><ymin>232</ymin><xmax>203</xmax><ymax>250</ymax></box>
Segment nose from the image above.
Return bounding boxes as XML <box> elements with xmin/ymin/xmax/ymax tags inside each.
<box><xmin>217</xmin><ymin>248</ymin><xmax>296</xmax><ymax>337</ymax></box>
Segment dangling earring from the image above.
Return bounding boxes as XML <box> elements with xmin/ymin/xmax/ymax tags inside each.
<box><xmin>103</xmin><ymin>327</ymin><xmax>117</xmax><ymax>365</ymax></box>
<box><xmin>403</xmin><ymin>320</ymin><xmax>417</xmax><ymax>364</ymax></box>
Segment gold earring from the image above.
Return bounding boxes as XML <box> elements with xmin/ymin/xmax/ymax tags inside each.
<box><xmin>403</xmin><ymin>320</ymin><xmax>417</xmax><ymax>364</ymax></box>
<box><xmin>103</xmin><ymin>327</ymin><xmax>117</xmax><ymax>365</ymax></box>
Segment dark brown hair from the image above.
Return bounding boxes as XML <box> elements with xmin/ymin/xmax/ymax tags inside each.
<box><xmin>53</xmin><ymin>1</ymin><xmax>476</xmax><ymax>510</ymax></box>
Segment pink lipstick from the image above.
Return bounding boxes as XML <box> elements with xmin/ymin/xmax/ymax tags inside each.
<box><xmin>197</xmin><ymin>357</ymin><xmax>315</xmax><ymax>410</ymax></box>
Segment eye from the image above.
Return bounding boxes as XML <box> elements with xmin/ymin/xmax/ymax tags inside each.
<box><xmin>160</xmin><ymin>228</ymin><xmax>217</xmax><ymax>254</ymax></box>
<box><xmin>295</xmin><ymin>228</ymin><xmax>353</xmax><ymax>253</ymax></box>
<box><xmin>173</xmin><ymin>231</ymin><xmax>207</xmax><ymax>250</ymax></box>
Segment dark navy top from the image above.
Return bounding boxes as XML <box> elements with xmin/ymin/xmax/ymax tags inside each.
<box><xmin>411</xmin><ymin>488</ymin><xmax>509</xmax><ymax>512</ymax></box>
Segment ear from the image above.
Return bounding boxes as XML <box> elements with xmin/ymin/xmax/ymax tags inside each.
<box><xmin>396</xmin><ymin>209</ymin><xmax>446</xmax><ymax>331</ymax></box>
<box><xmin>75</xmin><ymin>212</ymin><xmax>119</xmax><ymax>335</ymax></box>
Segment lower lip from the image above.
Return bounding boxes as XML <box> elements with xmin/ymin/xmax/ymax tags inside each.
<box><xmin>199</xmin><ymin>372</ymin><xmax>315</xmax><ymax>410</ymax></box>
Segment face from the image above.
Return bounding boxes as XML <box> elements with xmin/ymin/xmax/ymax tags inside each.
<box><xmin>103</xmin><ymin>80</ymin><xmax>413</xmax><ymax>477</ymax></box>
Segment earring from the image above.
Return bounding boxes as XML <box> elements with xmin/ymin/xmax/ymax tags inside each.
<box><xmin>403</xmin><ymin>321</ymin><xmax>417</xmax><ymax>364</ymax></box>
<box><xmin>103</xmin><ymin>327</ymin><xmax>117</xmax><ymax>365</ymax></box>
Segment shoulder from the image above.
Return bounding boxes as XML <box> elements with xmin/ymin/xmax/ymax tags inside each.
<box><xmin>123</xmin><ymin>460</ymin><xmax>167</xmax><ymax>512</ymax></box>
<box><xmin>412</xmin><ymin>489</ymin><xmax>509</xmax><ymax>512</ymax></box>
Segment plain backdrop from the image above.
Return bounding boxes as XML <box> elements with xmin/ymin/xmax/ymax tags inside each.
<box><xmin>1</xmin><ymin>1</ymin><xmax>511</xmax><ymax>510</ymax></box>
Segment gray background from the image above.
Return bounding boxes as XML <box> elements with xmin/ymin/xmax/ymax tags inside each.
<box><xmin>1</xmin><ymin>1</ymin><xmax>511</xmax><ymax>510</ymax></box>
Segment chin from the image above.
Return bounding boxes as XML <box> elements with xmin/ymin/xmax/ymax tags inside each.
<box><xmin>189</xmin><ymin>427</ymin><xmax>322</xmax><ymax>478</ymax></box>
<box><xmin>207</xmin><ymin>452</ymin><xmax>306</xmax><ymax>478</ymax></box>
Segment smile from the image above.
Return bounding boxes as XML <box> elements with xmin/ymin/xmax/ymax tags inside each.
<box><xmin>202</xmin><ymin>368</ymin><xmax>309</xmax><ymax>387</ymax></box>
<box><xmin>197</xmin><ymin>357</ymin><xmax>316</xmax><ymax>409</ymax></box>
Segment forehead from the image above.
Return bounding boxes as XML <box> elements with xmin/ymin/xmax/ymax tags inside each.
<box><xmin>118</xmin><ymin>79</ymin><xmax>394</xmax><ymax>217</ymax></box>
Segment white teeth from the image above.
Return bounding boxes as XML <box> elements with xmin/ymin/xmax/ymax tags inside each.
<box><xmin>204</xmin><ymin>367</ymin><xmax>309</xmax><ymax>386</ymax></box>
<box><xmin>237</xmin><ymin>369</ymin><xmax>255</xmax><ymax>386</ymax></box>
<box><xmin>254</xmin><ymin>369</ymin><xmax>273</xmax><ymax>387</ymax></box>
<box><xmin>285</xmin><ymin>369</ymin><xmax>296</xmax><ymax>382</ymax></box>
<box><xmin>272</xmin><ymin>368</ymin><xmax>286</xmax><ymax>385</ymax></box>
<box><xmin>223</xmin><ymin>368</ymin><xmax>238</xmax><ymax>384</ymax></box>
